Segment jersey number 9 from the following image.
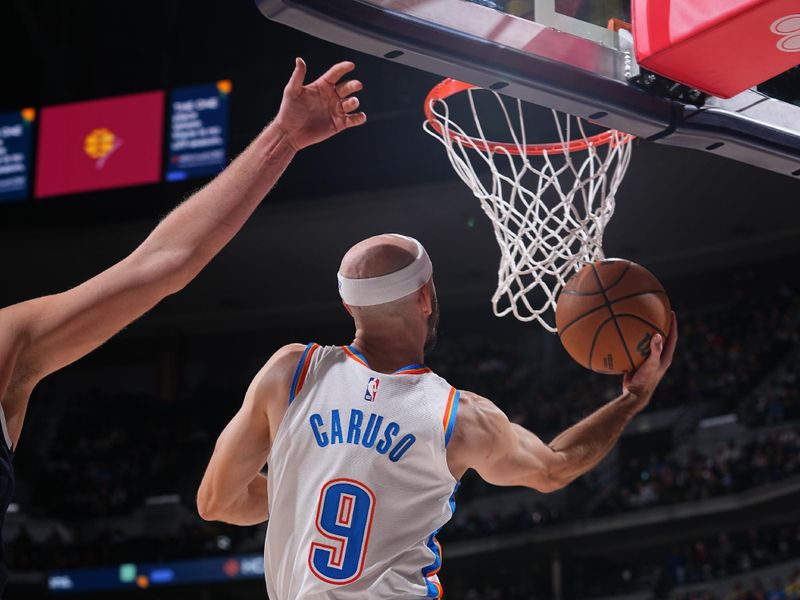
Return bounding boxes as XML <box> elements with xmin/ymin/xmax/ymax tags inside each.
<box><xmin>309</xmin><ymin>478</ymin><xmax>376</xmax><ymax>584</ymax></box>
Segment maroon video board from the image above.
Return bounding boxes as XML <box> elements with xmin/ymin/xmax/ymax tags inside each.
<box><xmin>35</xmin><ymin>91</ymin><xmax>165</xmax><ymax>198</ymax></box>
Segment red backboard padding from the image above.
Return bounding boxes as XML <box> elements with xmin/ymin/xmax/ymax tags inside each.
<box><xmin>633</xmin><ymin>0</ymin><xmax>800</xmax><ymax>98</ymax></box>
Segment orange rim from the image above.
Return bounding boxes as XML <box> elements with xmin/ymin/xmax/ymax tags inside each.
<box><xmin>424</xmin><ymin>78</ymin><xmax>634</xmax><ymax>156</ymax></box>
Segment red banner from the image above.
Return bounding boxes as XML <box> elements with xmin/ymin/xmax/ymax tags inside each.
<box><xmin>35</xmin><ymin>91</ymin><xmax>165</xmax><ymax>198</ymax></box>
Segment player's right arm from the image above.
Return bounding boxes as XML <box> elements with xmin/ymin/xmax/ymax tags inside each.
<box><xmin>448</xmin><ymin>313</ymin><xmax>677</xmax><ymax>491</ymax></box>
<box><xmin>197</xmin><ymin>344</ymin><xmax>305</xmax><ymax>526</ymax></box>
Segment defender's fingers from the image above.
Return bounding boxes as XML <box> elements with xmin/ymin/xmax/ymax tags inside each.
<box><xmin>341</xmin><ymin>96</ymin><xmax>360</xmax><ymax>113</ymax></box>
<box><xmin>345</xmin><ymin>112</ymin><xmax>367</xmax><ymax>128</ymax></box>
<box><xmin>336</xmin><ymin>79</ymin><xmax>363</xmax><ymax>98</ymax></box>
<box><xmin>286</xmin><ymin>57</ymin><xmax>307</xmax><ymax>91</ymax></box>
<box><xmin>321</xmin><ymin>61</ymin><xmax>356</xmax><ymax>85</ymax></box>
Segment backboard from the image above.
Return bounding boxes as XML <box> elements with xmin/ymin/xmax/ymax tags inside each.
<box><xmin>256</xmin><ymin>0</ymin><xmax>800</xmax><ymax>178</ymax></box>
<box><xmin>480</xmin><ymin>0</ymin><xmax>628</xmax><ymax>48</ymax></box>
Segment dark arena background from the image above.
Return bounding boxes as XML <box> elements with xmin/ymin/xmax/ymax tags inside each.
<box><xmin>2</xmin><ymin>1</ymin><xmax>800</xmax><ymax>599</ymax></box>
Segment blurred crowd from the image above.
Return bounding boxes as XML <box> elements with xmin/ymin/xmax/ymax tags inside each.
<box><xmin>12</xmin><ymin>286</ymin><xmax>800</xmax><ymax>521</ymax></box>
<box><xmin>674</xmin><ymin>562</ymin><xmax>800</xmax><ymax>599</ymax></box>
<box><xmin>434</xmin><ymin>286</ymin><xmax>800</xmax><ymax>438</ymax></box>
<box><xmin>16</xmin><ymin>388</ymin><xmax>228</xmax><ymax>519</ymax></box>
<box><xmin>426</xmin><ymin>525</ymin><xmax>800</xmax><ymax>600</ymax></box>
<box><xmin>666</xmin><ymin>525</ymin><xmax>800</xmax><ymax>589</ymax></box>
<box><xmin>439</xmin><ymin>424</ymin><xmax>800</xmax><ymax>543</ymax></box>
<box><xmin>749</xmin><ymin>367</ymin><xmax>800</xmax><ymax>427</ymax></box>
<box><xmin>589</xmin><ymin>427</ymin><xmax>800</xmax><ymax>515</ymax></box>
<box><xmin>6</xmin><ymin>285</ymin><xmax>800</xmax><ymax>600</ymax></box>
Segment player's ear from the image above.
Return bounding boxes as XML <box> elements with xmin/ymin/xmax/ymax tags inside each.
<box><xmin>417</xmin><ymin>284</ymin><xmax>433</xmax><ymax>317</ymax></box>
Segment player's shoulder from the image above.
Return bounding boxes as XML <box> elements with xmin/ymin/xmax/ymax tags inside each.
<box><xmin>248</xmin><ymin>343</ymin><xmax>318</xmax><ymax>404</ymax></box>
<box><xmin>449</xmin><ymin>390</ymin><xmax>507</xmax><ymax>444</ymax></box>
<box><xmin>446</xmin><ymin>390</ymin><xmax>510</xmax><ymax>476</ymax></box>
<box><xmin>456</xmin><ymin>390</ymin><xmax>501</xmax><ymax>417</ymax></box>
<box><xmin>256</xmin><ymin>343</ymin><xmax>307</xmax><ymax>383</ymax></box>
<box><xmin>269</xmin><ymin>343</ymin><xmax>309</xmax><ymax>365</ymax></box>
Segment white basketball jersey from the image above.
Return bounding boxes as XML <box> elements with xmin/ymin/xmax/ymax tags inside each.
<box><xmin>265</xmin><ymin>344</ymin><xmax>460</xmax><ymax>600</ymax></box>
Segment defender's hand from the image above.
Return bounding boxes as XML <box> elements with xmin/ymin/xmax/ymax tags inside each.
<box><xmin>274</xmin><ymin>58</ymin><xmax>366</xmax><ymax>150</ymax></box>
<box><xmin>622</xmin><ymin>311</ymin><xmax>678</xmax><ymax>409</ymax></box>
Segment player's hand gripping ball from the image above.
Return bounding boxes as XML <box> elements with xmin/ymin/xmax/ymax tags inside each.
<box><xmin>556</xmin><ymin>259</ymin><xmax>671</xmax><ymax>374</ymax></box>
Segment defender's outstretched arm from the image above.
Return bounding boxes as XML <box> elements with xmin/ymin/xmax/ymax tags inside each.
<box><xmin>448</xmin><ymin>313</ymin><xmax>677</xmax><ymax>492</ymax></box>
<box><xmin>197</xmin><ymin>344</ymin><xmax>304</xmax><ymax>525</ymax></box>
<box><xmin>0</xmin><ymin>60</ymin><xmax>365</xmax><ymax>446</ymax></box>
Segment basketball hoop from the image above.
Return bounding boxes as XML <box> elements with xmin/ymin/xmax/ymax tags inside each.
<box><xmin>423</xmin><ymin>79</ymin><xmax>634</xmax><ymax>333</ymax></box>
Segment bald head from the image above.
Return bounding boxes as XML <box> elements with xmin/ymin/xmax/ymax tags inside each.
<box><xmin>339</xmin><ymin>234</ymin><xmax>440</xmax><ymax>353</ymax></box>
<box><xmin>339</xmin><ymin>234</ymin><xmax>420</xmax><ymax>280</ymax></box>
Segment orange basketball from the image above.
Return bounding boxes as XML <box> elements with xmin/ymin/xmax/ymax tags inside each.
<box><xmin>555</xmin><ymin>259</ymin><xmax>671</xmax><ymax>374</ymax></box>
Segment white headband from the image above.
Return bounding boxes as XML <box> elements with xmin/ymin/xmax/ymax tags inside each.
<box><xmin>338</xmin><ymin>235</ymin><xmax>433</xmax><ymax>307</ymax></box>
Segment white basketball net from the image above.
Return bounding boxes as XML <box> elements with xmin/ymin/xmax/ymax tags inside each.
<box><xmin>424</xmin><ymin>85</ymin><xmax>633</xmax><ymax>332</ymax></box>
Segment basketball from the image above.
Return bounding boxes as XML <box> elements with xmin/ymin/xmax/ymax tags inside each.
<box><xmin>556</xmin><ymin>259</ymin><xmax>671</xmax><ymax>374</ymax></box>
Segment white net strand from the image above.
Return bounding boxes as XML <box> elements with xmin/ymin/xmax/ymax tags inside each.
<box><xmin>424</xmin><ymin>87</ymin><xmax>633</xmax><ymax>332</ymax></box>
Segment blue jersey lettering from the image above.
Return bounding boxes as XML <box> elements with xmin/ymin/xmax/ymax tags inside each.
<box><xmin>309</xmin><ymin>413</ymin><xmax>328</xmax><ymax>447</ymax></box>
<box><xmin>330</xmin><ymin>409</ymin><xmax>344</xmax><ymax>445</ymax></box>
<box><xmin>362</xmin><ymin>414</ymin><xmax>383</xmax><ymax>449</ymax></box>
<box><xmin>347</xmin><ymin>409</ymin><xmax>363</xmax><ymax>444</ymax></box>
<box><xmin>389</xmin><ymin>434</ymin><xmax>416</xmax><ymax>462</ymax></box>
<box><xmin>307</xmin><ymin>409</ymin><xmax>416</xmax><ymax>462</ymax></box>
<box><xmin>376</xmin><ymin>422</ymin><xmax>400</xmax><ymax>454</ymax></box>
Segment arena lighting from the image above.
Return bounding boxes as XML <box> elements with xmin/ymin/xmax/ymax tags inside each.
<box><xmin>144</xmin><ymin>494</ymin><xmax>180</xmax><ymax>505</ymax></box>
<box><xmin>47</xmin><ymin>575</ymin><xmax>74</xmax><ymax>591</ymax></box>
<box><xmin>216</xmin><ymin>535</ymin><xmax>232</xmax><ymax>550</ymax></box>
<box><xmin>149</xmin><ymin>568</ymin><xmax>175</xmax><ymax>584</ymax></box>
<box><xmin>48</xmin><ymin>553</ymin><xmax>265</xmax><ymax>593</ymax></box>
<box><xmin>699</xmin><ymin>414</ymin><xmax>739</xmax><ymax>429</ymax></box>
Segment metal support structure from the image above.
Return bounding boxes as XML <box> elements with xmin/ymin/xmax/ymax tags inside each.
<box><xmin>256</xmin><ymin>0</ymin><xmax>800</xmax><ymax>178</ymax></box>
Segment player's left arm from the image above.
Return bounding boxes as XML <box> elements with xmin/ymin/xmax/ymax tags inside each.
<box><xmin>197</xmin><ymin>344</ymin><xmax>304</xmax><ymax>526</ymax></box>
<box><xmin>450</xmin><ymin>313</ymin><xmax>677</xmax><ymax>491</ymax></box>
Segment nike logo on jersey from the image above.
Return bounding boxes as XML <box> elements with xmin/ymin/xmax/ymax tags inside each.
<box><xmin>309</xmin><ymin>408</ymin><xmax>416</xmax><ymax>462</ymax></box>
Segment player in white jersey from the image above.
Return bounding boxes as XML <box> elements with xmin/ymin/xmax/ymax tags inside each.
<box><xmin>198</xmin><ymin>235</ymin><xmax>678</xmax><ymax>599</ymax></box>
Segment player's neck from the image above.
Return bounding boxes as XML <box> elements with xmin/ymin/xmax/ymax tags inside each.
<box><xmin>350</xmin><ymin>332</ymin><xmax>425</xmax><ymax>374</ymax></box>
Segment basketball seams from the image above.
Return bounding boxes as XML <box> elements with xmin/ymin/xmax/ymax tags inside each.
<box><xmin>587</xmin><ymin>316</ymin><xmax>616</xmax><ymax>373</ymax></box>
<box><xmin>560</xmin><ymin>261</ymin><xmax>630</xmax><ymax>297</ymax></box>
<box><xmin>557</xmin><ymin>289</ymin><xmax>667</xmax><ymax>336</ymax></box>
<box><xmin>607</xmin><ymin>289</ymin><xmax>667</xmax><ymax>304</ymax></box>
<box><xmin>558</xmin><ymin>302</ymin><xmax>607</xmax><ymax>336</ymax></box>
<box><xmin>614</xmin><ymin>314</ymin><xmax>667</xmax><ymax>340</ymax></box>
<box><xmin>590</xmin><ymin>264</ymin><xmax>636</xmax><ymax>372</ymax></box>
<box><xmin>560</xmin><ymin>289</ymin><xmax>604</xmax><ymax>297</ymax></box>
<box><xmin>599</xmin><ymin>260</ymin><xmax>631</xmax><ymax>292</ymax></box>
